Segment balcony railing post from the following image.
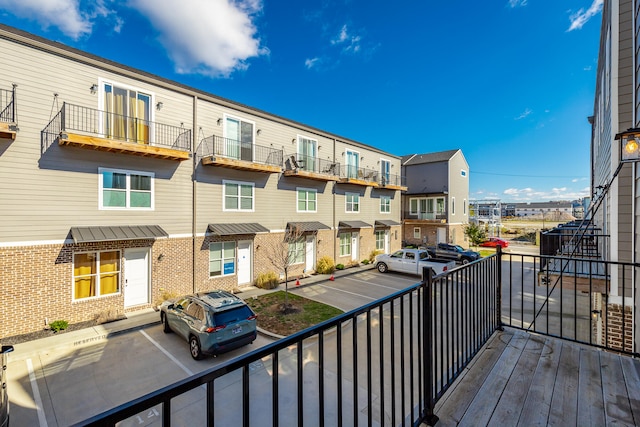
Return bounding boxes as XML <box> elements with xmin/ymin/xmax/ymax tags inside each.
<box><xmin>421</xmin><ymin>266</ymin><xmax>439</xmax><ymax>426</ymax></box>
<box><xmin>496</xmin><ymin>246</ymin><xmax>504</xmax><ymax>331</ymax></box>
<box><xmin>11</xmin><ymin>83</ymin><xmax>17</xmax><ymax>123</ymax></box>
<box><xmin>61</xmin><ymin>102</ymin><xmax>66</xmax><ymax>132</ymax></box>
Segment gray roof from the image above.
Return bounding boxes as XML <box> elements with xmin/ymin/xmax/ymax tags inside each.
<box><xmin>70</xmin><ymin>225</ymin><xmax>168</xmax><ymax>243</ymax></box>
<box><xmin>286</xmin><ymin>222</ymin><xmax>331</xmax><ymax>232</ymax></box>
<box><xmin>401</xmin><ymin>149</ymin><xmax>460</xmax><ymax>166</ymax></box>
<box><xmin>374</xmin><ymin>220</ymin><xmax>401</xmax><ymax>227</ymax></box>
<box><xmin>338</xmin><ymin>221</ymin><xmax>373</xmax><ymax>229</ymax></box>
<box><xmin>208</xmin><ymin>223</ymin><xmax>269</xmax><ymax>236</ymax></box>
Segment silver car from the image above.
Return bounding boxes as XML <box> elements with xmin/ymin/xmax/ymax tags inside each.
<box><xmin>160</xmin><ymin>290</ymin><xmax>257</xmax><ymax>360</ymax></box>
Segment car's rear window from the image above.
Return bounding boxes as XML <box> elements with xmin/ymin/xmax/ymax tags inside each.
<box><xmin>213</xmin><ymin>305</ymin><xmax>254</xmax><ymax>325</ymax></box>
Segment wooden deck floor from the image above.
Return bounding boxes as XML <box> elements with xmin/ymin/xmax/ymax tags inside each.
<box><xmin>432</xmin><ymin>327</ymin><xmax>640</xmax><ymax>426</ymax></box>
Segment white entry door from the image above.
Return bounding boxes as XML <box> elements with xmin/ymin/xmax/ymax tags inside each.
<box><xmin>351</xmin><ymin>232</ymin><xmax>359</xmax><ymax>262</ymax></box>
<box><xmin>305</xmin><ymin>235</ymin><xmax>315</xmax><ymax>272</ymax></box>
<box><xmin>384</xmin><ymin>230</ymin><xmax>390</xmax><ymax>253</ymax></box>
<box><xmin>237</xmin><ymin>240</ymin><xmax>252</xmax><ymax>285</ymax></box>
<box><xmin>437</xmin><ymin>227</ymin><xmax>447</xmax><ymax>244</ymax></box>
<box><xmin>124</xmin><ymin>248</ymin><xmax>149</xmax><ymax>307</ymax></box>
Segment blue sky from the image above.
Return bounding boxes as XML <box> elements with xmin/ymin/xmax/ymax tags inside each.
<box><xmin>0</xmin><ymin>0</ymin><xmax>603</xmax><ymax>202</ymax></box>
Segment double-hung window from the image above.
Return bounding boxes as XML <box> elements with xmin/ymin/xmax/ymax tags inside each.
<box><xmin>346</xmin><ymin>192</ymin><xmax>359</xmax><ymax>213</ymax></box>
<box><xmin>73</xmin><ymin>251</ymin><xmax>120</xmax><ymax>300</ymax></box>
<box><xmin>209</xmin><ymin>242</ymin><xmax>236</xmax><ymax>277</ymax></box>
<box><xmin>297</xmin><ymin>188</ymin><xmax>317</xmax><ymax>212</ymax></box>
<box><xmin>100</xmin><ymin>168</ymin><xmax>153</xmax><ymax>209</ymax></box>
<box><xmin>339</xmin><ymin>232</ymin><xmax>352</xmax><ymax>256</ymax></box>
<box><xmin>375</xmin><ymin>230</ymin><xmax>385</xmax><ymax>250</ymax></box>
<box><xmin>380</xmin><ymin>196</ymin><xmax>391</xmax><ymax>213</ymax></box>
<box><xmin>224</xmin><ymin>181</ymin><xmax>254</xmax><ymax>211</ymax></box>
<box><xmin>288</xmin><ymin>238</ymin><xmax>305</xmax><ymax>264</ymax></box>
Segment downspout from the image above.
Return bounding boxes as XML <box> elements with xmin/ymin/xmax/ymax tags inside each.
<box><xmin>632</xmin><ymin>1</ymin><xmax>637</xmax><ymax>354</ymax></box>
<box><xmin>192</xmin><ymin>96</ymin><xmax>198</xmax><ymax>293</ymax></box>
<box><xmin>333</xmin><ymin>138</ymin><xmax>337</xmax><ymax>262</ymax></box>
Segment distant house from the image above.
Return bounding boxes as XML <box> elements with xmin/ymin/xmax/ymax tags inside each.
<box><xmin>401</xmin><ymin>149</ymin><xmax>469</xmax><ymax>246</ymax></box>
<box><xmin>515</xmin><ymin>201</ymin><xmax>574</xmax><ymax>219</ymax></box>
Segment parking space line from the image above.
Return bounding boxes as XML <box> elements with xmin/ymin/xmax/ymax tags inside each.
<box><xmin>26</xmin><ymin>358</ymin><xmax>48</xmax><ymax>427</ymax></box>
<box><xmin>314</xmin><ymin>284</ymin><xmax>377</xmax><ymax>300</ymax></box>
<box><xmin>139</xmin><ymin>330</ymin><xmax>193</xmax><ymax>376</ymax></box>
<box><xmin>341</xmin><ymin>275</ymin><xmax>417</xmax><ymax>290</ymax></box>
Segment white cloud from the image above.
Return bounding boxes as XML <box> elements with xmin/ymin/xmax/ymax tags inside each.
<box><xmin>567</xmin><ymin>0</ymin><xmax>603</xmax><ymax>32</ymax></box>
<box><xmin>129</xmin><ymin>0</ymin><xmax>267</xmax><ymax>77</ymax></box>
<box><xmin>515</xmin><ymin>108</ymin><xmax>532</xmax><ymax>120</ymax></box>
<box><xmin>331</xmin><ymin>24</ymin><xmax>361</xmax><ymax>53</ymax></box>
<box><xmin>0</xmin><ymin>0</ymin><xmax>95</xmax><ymax>39</ymax></box>
<box><xmin>507</xmin><ymin>0</ymin><xmax>528</xmax><ymax>8</ymax></box>
<box><xmin>305</xmin><ymin>57</ymin><xmax>320</xmax><ymax>69</ymax></box>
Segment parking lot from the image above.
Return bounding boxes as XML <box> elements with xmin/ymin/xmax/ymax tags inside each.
<box><xmin>7</xmin><ymin>267</ymin><xmax>422</xmax><ymax>427</ymax></box>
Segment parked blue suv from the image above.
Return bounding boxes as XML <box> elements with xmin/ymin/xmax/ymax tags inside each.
<box><xmin>160</xmin><ymin>290</ymin><xmax>257</xmax><ymax>360</ymax></box>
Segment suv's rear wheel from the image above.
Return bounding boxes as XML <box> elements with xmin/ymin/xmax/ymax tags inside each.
<box><xmin>189</xmin><ymin>335</ymin><xmax>203</xmax><ymax>360</ymax></box>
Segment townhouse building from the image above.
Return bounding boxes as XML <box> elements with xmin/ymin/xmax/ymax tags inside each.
<box><xmin>590</xmin><ymin>0</ymin><xmax>636</xmax><ymax>351</ymax></box>
<box><xmin>0</xmin><ymin>24</ymin><xmax>405</xmax><ymax>338</ymax></box>
<box><xmin>400</xmin><ymin>149</ymin><xmax>469</xmax><ymax>246</ymax></box>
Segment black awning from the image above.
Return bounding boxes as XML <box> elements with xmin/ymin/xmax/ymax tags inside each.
<box><xmin>70</xmin><ymin>225</ymin><xmax>168</xmax><ymax>244</ymax></box>
<box><xmin>286</xmin><ymin>221</ymin><xmax>331</xmax><ymax>232</ymax></box>
<box><xmin>208</xmin><ymin>223</ymin><xmax>270</xmax><ymax>236</ymax></box>
<box><xmin>338</xmin><ymin>221</ymin><xmax>373</xmax><ymax>229</ymax></box>
<box><xmin>375</xmin><ymin>220</ymin><xmax>401</xmax><ymax>227</ymax></box>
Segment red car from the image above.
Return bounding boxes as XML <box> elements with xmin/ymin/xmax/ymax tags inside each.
<box><xmin>480</xmin><ymin>238</ymin><xmax>509</xmax><ymax>248</ymax></box>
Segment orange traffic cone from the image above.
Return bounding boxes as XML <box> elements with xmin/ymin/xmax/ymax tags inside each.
<box><xmin>329</xmin><ymin>274</ymin><xmax>335</xmax><ymax>281</ymax></box>
<box><xmin>296</xmin><ymin>278</ymin><xmax>300</xmax><ymax>286</ymax></box>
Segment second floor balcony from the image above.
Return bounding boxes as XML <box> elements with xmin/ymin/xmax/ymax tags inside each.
<box><xmin>41</xmin><ymin>103</ymin><xmax>192</xmax><ymax>161</ymax></box>
<box><xmin>338</xmin><ymin>164</ymin><xmax>380</xmax><ymax>187</ymax></box>
<box><xmin>283</xmin><ymin>154</ymin><xmax>340</xmax><ymax>181</ymax></box>
<box><xmin>199</xmin><ymin>135</ymin><xmax>283</xmax><ymax>173</ymax></box>
<box><xmin>0</xmin><ymin>85</ymin><xmax>17</xmax><ymax>139</ymax></box>
<box><xmin>378</xmin><ymin>172</ymin><xmax>407</xmax><ymax>191</ymax></box>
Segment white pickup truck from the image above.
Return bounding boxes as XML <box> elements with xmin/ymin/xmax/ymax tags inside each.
<box><xmin>374</xmin><ymin>248</ymin><xmax>456</xmax><ymax>276</ymax></box>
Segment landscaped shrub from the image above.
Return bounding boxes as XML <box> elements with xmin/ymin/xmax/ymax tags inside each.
<box><xmin>361</xmin><ymin>259</ymin><xmax>370</xmax><ymax>265</ymax></box>
<box><xmin>369</xmin><ymin>249</ymin><xmax>383</xmax><ymax>262</ymax></box>
<box><xmin>255</xmin><ymin>271</ymin><xmax>280</xmax><ymax>289</ymax></box>
<box><xmin>316</xmin><ymin>256</ymin><xmax>335</xmax><ymax>274</ymax></box>
<box><xmin>336</xmin><ymin>263</ymin><xmax>345</xmax><ymax>270</ymax></box>
<box><xmin>49</xmin><ymin>320</ymin><xmax>69</xmax><ymax>333</ymax></box>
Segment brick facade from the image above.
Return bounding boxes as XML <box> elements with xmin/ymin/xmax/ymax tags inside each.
<box><xmin>602</xmin><ymin>302</ymin><xmax>634</xmax><ymax>353</ymax></box>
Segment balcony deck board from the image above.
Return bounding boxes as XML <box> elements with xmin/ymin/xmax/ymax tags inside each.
<box><xmin>433</xmin><ymin>328</ymin><xmax>640</xmax><ymax>426</ymax></box>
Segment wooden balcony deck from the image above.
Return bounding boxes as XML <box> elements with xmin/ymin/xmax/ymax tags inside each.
<box><xmin>432</xmin><ymin>327</ymin><xmax>640</xmax><ymax>426</ymax></box>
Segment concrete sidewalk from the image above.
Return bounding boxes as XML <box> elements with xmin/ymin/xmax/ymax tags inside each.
<box><xmin>9</xmin><ymin>264</ymin><xmax>375</xmax><ymax>360</ymax></box>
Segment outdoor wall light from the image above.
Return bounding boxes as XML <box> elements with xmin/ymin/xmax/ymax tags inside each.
<box><xmin>157</xmin><ymin>253</ymin><xmax>165</xmax><ymax>261</ymax></box>
<box><xmin>217</xmin><ymin>118</ymin><xmax>222</xmax><ymax>125</ymax></box>
<box><xmin>256</xmin><ymin>129</ymin><xmax>261</xmax><ymax>135</ymax></box>
<box><xmin>615</xmin><ymin>128</ymin><xmax>640</xmax><ymax>162</ymax></box>
<box><xmin>292</xmin><ymin>138</ymin><xmax>296</xmax><ymax>144</ymax></box>
<box><xmin>90</xmin><ymin>84</ymin><xmax>98</xmax><ymax>94</ymax></box>
<box><xmin>156</xmin><ymin>101</ymin><xmax>163</xmax><ymax>110</ymax></box>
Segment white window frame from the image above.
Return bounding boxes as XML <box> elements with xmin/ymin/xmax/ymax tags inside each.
<box><xmin>99</xmin><ymin>167</ymin><xmax>154</xmax><ymax>210</ymax></box>
<box><xmin>288</xmin><ymin>238</ymin><xmax>305</xmax><ymax>265</ymax></box>
<box><xmin>380</xmin><ymin>158</ymin><xmax>391</xmax><ymax>184</ymax></box>
<box><xmin>296</xmin><ymin>187</ymin><xmax>317</xmax><ymax>213</ymax></box>
<box><xmin>409</xmin><ymin>198</ymin><xmax>419</xmax><ymax>215</ymax></box>
<box><xmin>345</xmin><ymin>149</ymin><xmax>360</xmax><ymax>178</ymax></box>
<box><xmin>223</xmin><ymin>114</ymin><xmax>256</xmax><ymax>160</ymax></box>
<box><xmin>223</xmin><ymin>180</ymin><xmax>255</xmax><ymax>212</ymax></box>
<box><xmin>98</xmin><ymin>78</ymin><xmax>155</xmax><ymax>140</ymax></box>
<box><xmin>339</xmin><ymin>232</ymin><xmax>352</xmax><ymax>256</ymax></box>
<box><xmin>346</xmin><ymin>192</ymin><xmax>360</xmax><ymax>213</ymax></box>
<box><xmin>380</xmin><ymin>196</ymin><xmax>391</xmax><ymax>213</ymax></box>
<box><xmin>209</xmin><ymin>241</ymin><xmax>236</xmax><ymax>277</ymax></box>
<box><xmin>461</xmin><ymin>169</ymin><xmax>467</xmax><ymax>177</ymax></box>
<box><xmin>73</xmin><ymin>250</ymin><xmax>121</xmax><ymax>301</ymax></box>
<box><xmin>297</xmin><ymin>135</ymin><xmax>318</xmax><ymax>172</ymax></box>
<box><xmin>413</xmin><ymin>227</ymin><xmax>421</xmax><ymax>239</ymax></box>
<box><xmin>375</xmin><ymin>230</ymin><xmax>385</xmax><ymax>250</ymax></box>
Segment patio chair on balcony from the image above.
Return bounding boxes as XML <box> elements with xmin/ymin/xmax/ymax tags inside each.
<box><xmin>322</xmin><ymin>163</ymin><xmax>337</xmax><ymax>174</ymax></box>
<box><xmin>290</xmin><ymin>155</ymin><xmax>302</xmax><ymax>170</ymax></box>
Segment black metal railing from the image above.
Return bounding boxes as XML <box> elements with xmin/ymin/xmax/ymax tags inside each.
<box><xmin>501</xmin><ymin>250</ymin><xmax>636</xmax><ymax>355</ymax></box>
<box><xmin>540</xmin><ymin>220</ymin><xmax>606</xmax><ymax>263</ymax></box>
<box><xmin>198</xmin><ymin>135</ymin><xmax>283</xmax><ymax>167</ymax></box>
<box><xmin>0</xmin><ymin>85</ymin><xmax>16</xmax><ymax>123</ymax></box>
<box><xmin>379</xmin><ymin>172</ymin><xmax>405</xmax><ymax>188</ymax></box>
<box><xmin>73</xmin><ymin>258</ymin><xmax>500</xmax><ymax>427</ymax></box>
<box><xmin>338</xmin><ymin>164</ymin><xmax>379</xmax><ymax>182</ymax></box>
<box><xmin>285</xmin><ymin>153</ymin><xmax>340</xmax><ymax>176</ymax></box>
<box><xmin>41</xmin><ymin>102</ymin><xmax>192</xmax><ymax>152</ymax></box>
